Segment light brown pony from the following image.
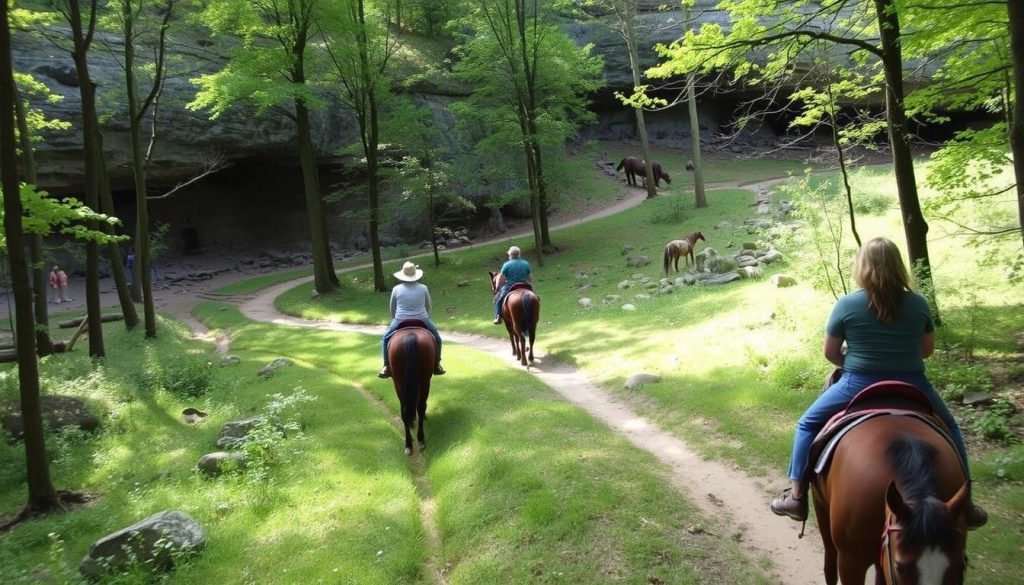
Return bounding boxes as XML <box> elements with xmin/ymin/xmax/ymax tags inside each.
<box><xmin>811</xmin><ymin>383</ymin><xmax>969</xmax><ymax>585</ymax></box>
<box><xmin>663</xmin><ymin>231</ymin><xmax>705</xmax><ymax>275</ymax></box>
<box><xmin>387</xmin><ymin>325</ymin><xmax>437</xmax><ymax>455</ymax></box>
<box><xmin>489</xmin><ymin>272</ymin><xmax>540</xmax><ymax>366</ymax></box>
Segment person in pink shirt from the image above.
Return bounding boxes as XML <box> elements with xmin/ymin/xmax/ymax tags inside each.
<box><xmin>49</xmin><ymin>265</ymin><xmax>71</xmax><ymax>303</ymax></box>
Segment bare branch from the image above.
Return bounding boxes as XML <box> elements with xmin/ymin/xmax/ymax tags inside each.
<box><xmin>148</xmin><ymin>152</ymin><xmax>231</xmax><ymax>200</ymax></box>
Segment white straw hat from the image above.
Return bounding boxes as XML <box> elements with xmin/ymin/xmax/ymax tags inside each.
<box><xmin>394</xmin><ymin>261</ymin><xmax>423</xmax><ymax>282</ymax></box>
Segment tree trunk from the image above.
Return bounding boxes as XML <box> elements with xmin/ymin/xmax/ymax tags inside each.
<box><xmin>96</xmin><ymin>133</ymin><xmax>139</xmax><ymax>330</ymax></box>
<box><xmin>0</xmin><ymin>0</ymin><xmax>59</xmax><ymax>511</ymax></box>
<box><xmin>13</xmin><ymin>84</ymin><xmax>52</xmax><ymax>355</ymax></box>
<box><xmin>123</xmin><ymin>0</ymin><xmax>157</xmax><ymax>336</ymax></box>
<box><xmin>1007</xmin><ymin>0</ymin><xmax>1024</xmax><ymax>249</ymax></box>
<box><xmin>68</xmin><ymin>0</ymin><xmax>104</xmax><ymax>357</ymax></box>
<box><xmin>623</xmin><ymin>11</ymin><xmax>657</xmax><ymax>199</ymax></box>
<box><xmin>295</xmin><ymin>98</ymin><xmax>338</xmax><ymax>295</ymax></box>
<box><xmin>873</xmin><ymin>0</ymin><xmax>939</xmax><ymax>321</ymax></box>
<box><xmin>686</xmin><ymin>75</ymin><xmax>707</xmax><ymax>208</ymax></box>
<box><xmin>357</xmin><ymin>0</ymin><xmax>386</xmax><ymax>292</ymax></box>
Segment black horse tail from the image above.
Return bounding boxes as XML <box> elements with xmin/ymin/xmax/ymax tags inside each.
<box><xmin>520</xmin><ymin>293</ymin><xmax>534</xmax><ymax>333</ymax></box>
<box><xmin>663</xmin><ymin>245</ymin><xmax>671</xmax><ymax>275</ymax></box>
<box><xmin>399</xmin><ymin>332</ymin><xmax>419</xmax><ymax>428</ymax></box>
<box><xmin>616</xmin><ymin>158</ymin><xmax>625</xmax><ymax>172</ymax></box>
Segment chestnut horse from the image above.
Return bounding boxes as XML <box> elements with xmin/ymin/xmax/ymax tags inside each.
<box><xmin>489</xmin><ymin>272</ymin><xmax>540</xmax><ymax>366</ymax></box>
<box><xmin>810</xmin><ymin>382</ymin><xmax>969</xmax><ymax>585</ymax></box>
<box><xmin>663</xmin><ymin>231</ymin><xmax>705</xmax><ymax>275</ymax></box>
<box><xmin>387</xmin><ymin>324</ymin><xmax>437</xmax><ymax>454</ymax></box>
<box><xmin>616</xmin><ymin>156</ymin><xmax>671</xmax><ymax>187</ymax></box>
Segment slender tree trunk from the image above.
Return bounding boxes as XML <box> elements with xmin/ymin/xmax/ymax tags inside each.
<box><xmin>873</xmin><ymin>0</ymin><xmax>939</xmax><ymax>321</ymax></box>
<box><xmin>357</xmin><ymin>0</ymin><xmax>386</xmax><ymax>291</ymax></box>
<box><xmin>68</xmin><ymin>0</ymin><xmax>104</xmax><ymax>357</ymax></box>
<box><xmin>295</xmin><ymin>97</ymin><xmax>338</xmax><ymax>294</ymax></box>
<box><xmin>123</xmin><ymin>0</ymin><xmax>157</xmax><ymax>336</ymax></box>
<box><xmin>623</xmin><ymin>9</ymin><xmax>656</xmax><ymax>199</ymax></box>
<box><xmin>0</xmin><ymin>0</ymin><xmax>58</xmax><ymax>511</ymax></box>
<box><xmin>686</xmin><ymin>75</ymin><xmax>706</xmax><ymax>208</ymax></box>
<box><xmin>828</xmin><ymin>83</ymin><xmax>861</xmax><ymax>248</ymax></box>
<box><xmin>682</xmin><ymin>3</ymin><xmax>706</xmax><ymax>208</ymax></box>
<box><xmin>13</xmin><ymin>85</ymin><xmax>52</xmax><ymax>355</ymax></box>
<box><xmin>96</xmin><ymin>134</ymin><xmax>139</xmax><ymax>329</ymax></box>
<box><xmin>1007</xmin><ymin>0</ymin><xmax>1024</xmax><ymax>249</ymax></box>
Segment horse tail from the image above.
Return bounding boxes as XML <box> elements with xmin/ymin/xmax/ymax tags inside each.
<box><xmin>616</xmin><ymin>158</ymin><xmax>625</xmax><ymax>172</ymax></box>
<box><xmin>399</xmin><ymin>332</ymin><xmax>419</xmax><ymax>429</ymax></box>
<box><xmin>519</xmin><ymin>293</ymin><xmax>534</xmax><ymax>334</ymax></box>
<box><xmin>663</xmin><ymin>244</ymin><xmax>671</xmax><ymax>275</ymax></box>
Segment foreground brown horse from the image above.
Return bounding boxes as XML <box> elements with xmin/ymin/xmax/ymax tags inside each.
<box><xmin>616</xmin><ymin>156</ymin><xmax>671</xmax><ymax>187</ymax></box>
<box><xmin>811</xmin><ymin>383</ymin><xmax>969</xmax><ymax>585</ymax></box>
<box><xmin>489</xmin><ymin>272</ymin><xmax>540</xmax><ymax>366</ymax></box>
<box><xmin>387</xmin><ymin>325</ymin><xmax>436</xmax><ymax>454</ymax></box>
<box><xmin>663</xmin><ymin>231</ymin><xmax>705</xmax><ymax>274</ymax></box>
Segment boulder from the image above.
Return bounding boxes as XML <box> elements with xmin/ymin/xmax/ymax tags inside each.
<box><xmin>197</xmin><ymin>452</ymin><xmax>248</xmax><ymax>476</ymax></box>
<box><xmin>2</xmin><ymin>395</ymin><xmax>99</xmax><ymax>441</ymax></box>
<box><xmin>625</xmin><ymin>373</ymin><xmax>661</xmax><ymax>390</ymax></box>
<box><xmin>771</xmin><ymin>274</ymin><xmax>797</xmax><ymax>287</ymax></box>
<box><xmin>578</xmin><ymin>297</ymin><xmax>593</xmax><ymax>308</ymax></box>
<box><xmin>79</xmin><ymin>511</ymin><xmax>206</xmax><ymax>580</ymax></box>
<box><xmin>216</xmin><ymin>416</ymin><xmax>264</xmax><ymax>449</ymax></box>
<box><xmin>257</xmin><ymin>358</ymin><xmax>291</xmax><ymax>379</ymax></box>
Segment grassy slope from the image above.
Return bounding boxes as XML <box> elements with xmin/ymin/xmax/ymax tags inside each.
<box><xmin>273</xmin><ymin>159</ymin><xmax>1024</xmax><ymax>582</ymax></box>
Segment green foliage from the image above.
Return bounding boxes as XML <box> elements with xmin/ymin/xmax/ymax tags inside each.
<box><xmin>968</xmin><ymin>398</ymin><xmax>1019</xmax><ymax>445</ymax></box>
<box><xmin>139</xmin><ymin>358</ymin><xmax>215</xmax><ymax>398</ymax></box>
<box><xmin>0</xmin><ymin>184</ymin><xmax>124</xmax><ymax>251</ymax></box>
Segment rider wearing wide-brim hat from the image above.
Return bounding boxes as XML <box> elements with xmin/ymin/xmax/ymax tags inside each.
<box><xmin>378</xmin><ymin>261</ymin><xmax>446</xmax><ymax>378</ymax></box>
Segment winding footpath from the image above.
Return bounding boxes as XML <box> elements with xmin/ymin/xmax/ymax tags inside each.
<box><xmin>195</xmin><ymin>177</ymin><xmax>828</xmax><ymax>584</ymax></box>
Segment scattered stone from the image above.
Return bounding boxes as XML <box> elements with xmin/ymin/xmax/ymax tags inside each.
<box><xmin>739</xmin><ymin>266</ymin><xmax>762</xmax><ymax>279</ymax></box>
<box><xmin>603</xmin><ymin>294</ymin><xmax>622</xmax><ymax>303</ymax></box>
<box><xmin>703</xmin><ymin>272</ymin><xmax>742</xmax><ymax>286</ymax></box>
<box><xmin>742</xmin><ymin>242</ymin><xmax>758</xmax><ymax>250</ymax></box>
<box><xmin>736</xmin><ymin>256</ymin><xmax>758</xmax><ymax>268</ymax></box>
<box><xmin>617</xmin><ymin>280</ymin><xmax>631</xmax><ymax>290</ymax></box>
<box><xmin>257</xmin><ymin>358</ymin><xmax>291</xmax><ymax>379</ymax></box>
<box><xmin>631</xmin><ymin>273</ymin><xmax>649</xmax><ymax>280</ymax></box>
<box><xmin>761</xmin><ymin>250</ymin><xmax>783</xmax><ymax>264</ymax></box>
<box><xmin>625</xmin><ymin>373</ymin><xmax>661</xmax><ymax>390</ymax></box>
<box><xmin>181</xmin><ymin>408</ymin><xmax>208</xmax><ymax>425</ymax></box>
<box><xmin>217</xmin><ymin>355</ymin><xmax>241</xmax><ymax>367</ymax></box>
<box><xmin>197</xmin><ymin>452</ymin><xmax>248</xmax><ymax>476</ymax></box>
<box><xmin>2</xmin><ymin>395</ymin><xmax>100</xmax><ymax>441</ymax></box>
<box><xmin>659</xmin><ymin>286</ymin><xmax>674</xmax><ymax>295</ymax></box>
<box><xmin>79</xmin><ymin>511</ymin><xmax>206</xmax><ymax>580</ymax></box>
<box><xmin>962</xmin><ymin>392</ymin><xmax>994</xmax><ymax>408</ymax></box>
<box><xmin>635</xmin><ymin>293</ymin><xmax>652</xmax><ymax>300</ymax></box>
<box><xmin>622</xmin><ymin>303</ymin><xmax>637</xmax><ymax>311</ymax></box>
<box><xmin>456</xmin><ymin>280</ymin><xmax>469</xmax><ymax>288</ymax></box>
<box><xmin>674</xmin><ymin>277</ymin><xmax>687</xmax><ymax>287</ymax></box>
<box><xmin>621</xmin><ymin>245</ymin><xmax>634</xmax><ymax>255</ymax></box>
<box><xmin>216</xmin><ymin>416</ymin><xmax>264</xmax><ymax>449</ymax></box>
<box><xmin>683</xmin><ymin>274</ymin><xmax>699</xmax><ymax>285</ymax></box>
<box><xmin>578</xmin><ymin>298</ymin><xmax>593</xmax><ymax>308</ymax></box>
<box><xmin>771</xmin><ymin>274</ymin><xmax>797</xmax><ymax>287</ymax></box>
<box><xmin>626</xmin><ymin>255</ymin><xmax>651</xmax><ymax>268</ymax></box>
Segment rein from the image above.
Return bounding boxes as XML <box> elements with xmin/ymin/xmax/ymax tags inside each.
<box><xmin>881</xmin><ymin>511</ymin><xmax>902</xmax><ymax>585</ymax></box>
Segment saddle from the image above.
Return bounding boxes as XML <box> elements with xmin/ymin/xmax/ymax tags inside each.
<box><xmin>395</xmin><ymin>319</ymin><xmax>428</xmax><ymax>331</ymax></box>
<box><xmin>802</xmin><ymin>381</ymin><xmax>960</xmax><ymax>490</ymax></box>
<box><xmin>507</xmin><ymin>282</ymin><xmax>533</xmax><ymax>293</ymax></box>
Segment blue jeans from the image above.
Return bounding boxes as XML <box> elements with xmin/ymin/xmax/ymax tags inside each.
<box><xmin>382</xmin><ymin>319</ymin><xmax>442</xmax><ymax>365</ymax></box>
<box><xmin>494</xmin><ymin>285</ymin><xmax>509</xmax><ymax>318</ymax></box>
<box><xmin>787</xmin><ymin>370</ymin><xmax>969</xmax><ymax>481</ymax></box>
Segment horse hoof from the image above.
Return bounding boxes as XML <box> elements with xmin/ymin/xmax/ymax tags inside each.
<box><xmin>404</xmin><ymin>447</ymin><xmax>412</xmax><ymax>456</ymax></box>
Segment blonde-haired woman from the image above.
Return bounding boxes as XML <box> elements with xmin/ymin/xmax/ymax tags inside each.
<box><xmin>770</xmin><ymin>238</ymin><xmax>987</xmax><ymax>529</ymax></box>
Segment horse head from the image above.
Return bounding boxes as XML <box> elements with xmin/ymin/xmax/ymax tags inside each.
<box><xmin>881</xmin><ymin>480</ymin><xmax>968</xmax><ymax>585</ymax></box>
<box><xmin>661</xmin><ymin>170</ymin><xmax>671</xmax><ymax>184</ymax></box>
<box><xmin>695</xmin><ymin>231</ymin><xmax>705</xmax><ymax>243</ymax></box>
<box><xmin>488</xmin><ymin>271</ymin><xmax>499</xmax><ymax>294</ymax></box>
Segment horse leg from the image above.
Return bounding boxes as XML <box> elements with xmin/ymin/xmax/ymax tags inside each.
<box><xmin>527</xmin><ymin>325</ymin><xmax>536</xmax><ymax>364</ymax></box>
<box><xmin>836</xmin><ymin>556</ymin><xmax>870</xmax><ymax>585</ymax></box>
<box><xmin>813</xmin><ymin>496</ymin><xmax>839</xmax><ymax>585</ymax></box>
<box><xmin>417</xmin><ymin>379</ymin><xmax>430</xmax><ymax>449</ymax></box>
<box><xmin>404</xmin><ymin>422</ymin><xmax>414</xmax><ymax>456</ymax></box>
<box><xmin>518</xmin><ymin>332</ymin><xmax>528</xmax><ymax>366</ymax></box>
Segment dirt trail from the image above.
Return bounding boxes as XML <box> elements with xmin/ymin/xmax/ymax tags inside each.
<box><xmin>56</xmin><ymin>173</ymin><xmax>827</xmax><ymax>584</ymax></box>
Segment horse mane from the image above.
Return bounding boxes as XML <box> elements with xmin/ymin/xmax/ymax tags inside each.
<box><xmin>887</xmin><ymin>437</ymin><xmax>961</xmax><ymax>550</ymax></box>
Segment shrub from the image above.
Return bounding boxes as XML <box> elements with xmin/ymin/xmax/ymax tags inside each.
<box><xmin>969</xmin><ymin>398</ymin><xmax>1019</xmax><ymax>445</ymax></box>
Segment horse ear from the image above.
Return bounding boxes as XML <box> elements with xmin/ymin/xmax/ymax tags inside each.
<box><xmin>945</xmin><ymin>481</ymin><xmax>970</xmax><ymax>518</ymax></box>
<box><xmin>886</xmin><ymin>481</ymin><xmax>912</xmax><ymax>521</ymax></box>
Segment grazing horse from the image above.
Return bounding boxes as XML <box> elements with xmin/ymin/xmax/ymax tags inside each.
<box><xmin>663</xmin><ymin>231</ymin><xmax>706</xmax><ymax>275</ymax></box>
<box><xmin>387</xmin><ymin>324</ymin><xmax>437</xmax><ymax>455</ymax></box>
<box><xmin>489</xmin><ymin>272</ymin><xmax>540</xmax><ymax>366</ymax></box>
<box><xmin>810</xmin><ymin>382</ymin><xmax>969</xmax><ymax>585</ymax></box>
<box><xmin>616</xmin><ymin>156</ymin><xmax>671</xmax><ymax>187</ymax></box>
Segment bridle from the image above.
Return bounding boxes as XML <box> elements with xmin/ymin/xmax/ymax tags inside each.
<box><xmin>880</xmin><ymin>508</ymin><xmax>967</xmax><ymax>585</ymax></box>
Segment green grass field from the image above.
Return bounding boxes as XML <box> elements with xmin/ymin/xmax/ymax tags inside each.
<box><xmin>1</xmin><ymin>155</ymin><xmax>1020</xmax><ymax>584</ymax></box>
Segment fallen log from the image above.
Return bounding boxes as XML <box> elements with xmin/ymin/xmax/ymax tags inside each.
<box><xmin>58</xmin><ymin>314</ymin><xmax>124</xmax><ymax>329</ymax></box>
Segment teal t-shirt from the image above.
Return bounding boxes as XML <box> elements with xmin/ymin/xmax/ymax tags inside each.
<box><xmin>825</xmin><ymin>289</ymin><xmax>934</xmax><ymax>373</ymax></box>
<box><xmin>500</xmin><ymin>258</ymin><xmax>532</xmax><ymax>285</ymax></box>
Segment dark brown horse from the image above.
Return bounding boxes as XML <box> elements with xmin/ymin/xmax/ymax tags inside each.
<box><xmin>616</xmin><ymin>156</ymin><xmax>671</xmax><ymax>187</ymax></box>
<box><xmin>387</xmin><ymin>324</ymin><xmax>437</xmax><ymax>455</ymax></box>
<box><xmin>811</xmin><ymin>382</ymin><xmax>969</xmax><ymax>585</ymax></box>
<box><xmin>663</xmin><ymin>231</ymin><xmax>705</xmax><ymax>275</ymax></box>
<box><xmin>489</xmin><ymin>272</ymin><xmax>540</xmax><ymax>367</ymax></box>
